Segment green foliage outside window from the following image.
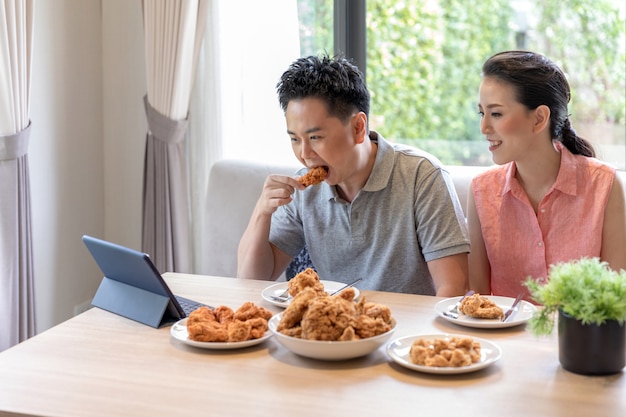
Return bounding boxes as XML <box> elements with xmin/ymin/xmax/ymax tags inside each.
<box><xmin>534</xmin><ymin>0</ymin><xmax>625</xmax><ymax>125</ymax></box>
<box><xmin>297</xmin><ymin>0</ymin><xmax>625</xmax><ymax>166</ymax></box>
<box><xmin>367</xmin><ymin>0</ymin><xmax>514</xmax><ymax>141</ymax></box>
<box><xmin>367</xmin><ymin>0</ymin><xmax>516</xmax><ymax>164</ymax></box>
<box><xmin>297</xmin><ymin>0</ymin><xmax>333</xmax><ymax>57</ymax></box>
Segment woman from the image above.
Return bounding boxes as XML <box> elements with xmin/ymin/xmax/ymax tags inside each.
<box><xmin>468</xmin><ymin>50</ymin><xmax>626</xmax><ymax>301</ymax></box>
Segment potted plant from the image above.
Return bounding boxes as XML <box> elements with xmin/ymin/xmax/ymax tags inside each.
<box><xmin>524</xmin><ymin>257</ymin><xmax>626</xmax><ymax>375</ymax></box>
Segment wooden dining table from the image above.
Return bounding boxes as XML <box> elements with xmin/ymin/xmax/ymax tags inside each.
<box><xmin>0</xmin><ymin>273</ymin><xmax>623</xmax><ymax>417</ymax></box>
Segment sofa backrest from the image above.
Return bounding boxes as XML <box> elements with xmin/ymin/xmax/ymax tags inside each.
<box><xmin>201</xmin><ymin>160</ymin><xmax>298</xmax><ymax>278</ymax></box>
<box><xmin>200</xmin><ymin>158</ymin><xmax>626</xmax><ymax>278</ymax></box>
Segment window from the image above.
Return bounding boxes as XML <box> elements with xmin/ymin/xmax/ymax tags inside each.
<box><xmin>298</xmin><ymin>0</ymin><xmax>626</xmax><ymax>169</ymax></box>
<box><xmin>216</xmin><ymin>1</ymin><xmax>301</xmax><ymax>165</ymax></box>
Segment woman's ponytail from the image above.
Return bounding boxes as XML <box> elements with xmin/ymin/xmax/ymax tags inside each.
<box><xmin>558</xmin><ymin>118</ymin><xmax>595</xmax><ymax>157</ymax></box>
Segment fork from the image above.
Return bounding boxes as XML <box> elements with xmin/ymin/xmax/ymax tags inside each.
<box><xmin>269</xmin><ymin>288</ymin><xmax>290</xmax><ymax>302</ymax></box>
<box><xmin>269</xmin><ymin>277</ymin><xmax>363</xmax><ymax>303</ymax></box>
<box><xmin>443</xmin><ymin>290</ymin><xmax>474</xmax><ymax>319</ymax></box>
<box><xmin>329</xmin><ymin>278</ymin><xmax>363</xmax><ymax>296</ymax></box>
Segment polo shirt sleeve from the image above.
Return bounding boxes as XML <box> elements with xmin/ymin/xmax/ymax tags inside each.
<box><xmin>415</xmin><ymin>164</ymin><xmax>470</xmax><ymax>262</ymax></box>
<box><xmin>269</xmin><ymin>199</ymin><xmax>305</xmax><ymax>257</ymax></box>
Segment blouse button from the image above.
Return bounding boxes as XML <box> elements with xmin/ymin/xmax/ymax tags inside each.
<box><xmin>538</xmin><ymin>242</ymin><xmax>543</xmax><ymax>247</ymax></box>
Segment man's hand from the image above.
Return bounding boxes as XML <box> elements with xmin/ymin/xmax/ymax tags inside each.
<box><xmin>255</xmin><ymin>174</ymin><xmax>305</xmax><ymax>216</ymax></box>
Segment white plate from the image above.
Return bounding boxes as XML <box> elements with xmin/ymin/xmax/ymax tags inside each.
<box><xmin>386</xmin><ymin>334</ymin><xmax>502</xmax><ymax>374</ymax></box>
<box><xmin>170</xmin><ymin>318</ymin><xmax>272</xmax><ymax>350</ymax></box>
<box><xmin>434</xmin><ymin>295</ymin><xmax>537</xmax><ymax>329</ymax></box>
<box><xmin>268</xmin><ymin>313</ymin><xmax>395</xmax><ymax>360</ymax></box>
<box><xmin>261</xmin><ymin>280</ymin><xmax>361</xmax><ymax>308</ymax></box>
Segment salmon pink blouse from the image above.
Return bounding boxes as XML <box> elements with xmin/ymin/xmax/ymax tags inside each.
<box><xmin>472</xmin><ymin>145</ymin><xmax>615</xmax><ymax>300</ymax></box>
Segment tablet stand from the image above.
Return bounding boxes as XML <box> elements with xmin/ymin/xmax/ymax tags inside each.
<box><xmin>91</xmin><ymin>277</ymin><xmax>175</xmax><ymax>328</ymax></box>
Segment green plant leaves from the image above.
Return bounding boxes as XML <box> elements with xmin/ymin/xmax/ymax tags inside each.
<box><xmin>524</xmin><ymin>258</ymin><xmax>626</xmax><ymax>335</ymax></box>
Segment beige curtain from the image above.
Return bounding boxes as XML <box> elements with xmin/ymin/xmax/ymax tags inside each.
<box><xmin>141</xmin><ymin>0</ymin><xmax>208</xmax><ymax>273</ymax></box>
<box><xmin>188</xmin><ymin>1</ymin><xmax>300</xmax><ymax>275</ymax></box>
<box><xmin>0</xmin><ymin>0</ymin><xmax>35</xmax><ymax>352</ymax></box>
<box><xmin>188</xmin><ymin>0</ymin><xmax>222</xmax><ymax>274</ymax></box>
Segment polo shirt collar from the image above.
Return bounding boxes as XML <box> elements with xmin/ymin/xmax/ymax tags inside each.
<box><xmin>324</xmin><ymin>131</ymin><xmax>393</xmax><ymax>201</ymax></box>
<box><xmin>362</xmin><ymin>130</ymin><xmax>393</xmax><ymax>192</ymax></box>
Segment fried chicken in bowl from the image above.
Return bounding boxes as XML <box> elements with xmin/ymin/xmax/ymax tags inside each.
<box><xmin>269</xmin><ymin>313</ymin><xmax>395</xmax><ymax>360</ymax></box>
<box><xmin>268</xmin><ymin>269</ymin><xmax>395</xmax><ymax>360</ymax></box>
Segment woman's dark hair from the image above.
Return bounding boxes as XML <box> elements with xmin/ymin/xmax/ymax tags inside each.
<box><xmin>276</xmin><ymin>54</ymin><xmax>370</xmax><ymax>123</ymax></box>
<box><xmin>482</xmin><ymin>50</ymin><xmax>595</xmax><ymax>157</ymax></box>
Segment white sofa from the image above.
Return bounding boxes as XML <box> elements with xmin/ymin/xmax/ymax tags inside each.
<box><xmin>200</xmin><ymin>159</ymin><xmax>488</xmax><ymax>278</ymax></box>
<box><xmin>201</xmin><ymin>159</ymin><xmax>626</xmax><ymax>279</ymax></box>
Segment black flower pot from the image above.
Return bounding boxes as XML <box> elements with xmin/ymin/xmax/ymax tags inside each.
<box><xmin>558</xmin><ymin>310</ymin><xmax>626</xmax><ymax>375</ymax></box>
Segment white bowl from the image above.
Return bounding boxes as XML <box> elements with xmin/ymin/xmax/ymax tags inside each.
<box><xmin>268</xmin><ymin>313</ymin><xmax>396</xmax><ymax>361</ymax></box>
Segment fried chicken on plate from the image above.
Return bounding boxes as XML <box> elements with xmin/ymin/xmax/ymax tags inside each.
<box><xmin>458</xmin><ymin>293</ymin><xmax>504</xmax><ymax>320</ymax></box>
<box><xmin>186</xmin><ymin>302</ymin><xmax>273</xmax><ymax>343</ymax></box>
<box><xmin>409</xmin><ymin>336</ymin><xmax>481</xmax><ymax>367</ymax></box>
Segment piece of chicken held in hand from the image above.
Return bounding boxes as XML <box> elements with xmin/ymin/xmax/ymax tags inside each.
<box><xmin>298</xmin><ymin>166</ymin><xmax>328</xmax><ymax>187</ymax></box>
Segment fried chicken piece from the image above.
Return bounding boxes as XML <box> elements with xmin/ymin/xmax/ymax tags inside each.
<box><xmin>432</xmin><ymin>338</ymin><xmax>450</xmax><ymax>353</ymax></box>
<box><xmin>300</xmin><ymin>295</ymin><xmax>357</xmax><ymax>341</ymax></box>
<box><xmin>227</xmin><ymin>319</ymin><xmax>251</xmax><ymax>342</ymax></box>
<box><xmin>187</xmin><ymin>320</ymin><xmax>229</xmax><ymax>342</ymax></box>
<box><xmin>362</xmin><ymin>302</ymin><xmax>392</xmax><ymax>323</ymax></box>
<box><xmin>234</xmin><ymin>301</ymin><xmax>273</xmax><ymax>321</ymax></box>
<box><xmin>409</xmin><ymin>343</ymin><xmax>429</xmax><ymax>365</ymax></box>
<box><xmin>425</xmin><ymin>352</ymin><xmax>452</xmax><ymax>367</ymax></box>
<box><xmin>287</xmin><ymin>268</ymin><xmax>325</xmax><ymax>297</ymax></box>
<box><xmin>247</xmin><ymin>317</ymin><xmax>269</xmax><ymax>339</ymax></box>
<box><xmin>454</xmin><ymin>336</ymin><xmax>481</xmax><ymax>357</ymax></box>
<box><xmin>298</xmin><ymin>166</ymin><xmax>328</xmax><ymax>187</ymax></box>
<box><xmin>257</xmin><ymin>306</ymin><xmax>274</xmax><ymax>321</ymax></box>
<box><xmin>459</xmin><ymin>293</ymin><xmax>504</xmax><ymax>319</ymax></box>
<box><xmin>281</xmin><ymin>326</ymin><xmax>302</xmax><ymax>338</ymax></box>
<box><xmin>277</xmin><ymin>287</ymin><xmax>319</xmax><ymax>332</ymax></box>
<box><xmin>213</xmin><ymin>305</ymin><xmax>235</xmax><ymax>325</ymax></box>
<box><xmin>337</xmin><ymin>287</ymin><xmax>356</xmax><ymax>301</ymax></box>
<box><xmin>186</xmin><ymin>306</ymin><xmax>217</xmax><ymax>325</ymax></box>
<box><xmin>187</xmin><ymin>307</ymin><xmax>226</xmax><ymax>342</ymax></box>
<box><xmin>338</xmin><ymin>325</ymin><xmax>357</xmax><ymax>341</ymax></box>
<box><xmin>449</xmin><ymin>348</ymin><xmax>473</xmax><ymax>367</ymax></box>
<box><xmin>352</xmin><ymin>315</ymin><xmax>392</xmax><ymax>339</ymax></box>
<box><xmin>354</xmin><ymin>296</ymin><xmax>366</xmax><ymax>315</ymax></box>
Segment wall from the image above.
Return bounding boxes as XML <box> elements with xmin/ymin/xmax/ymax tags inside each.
<box><xmin>101</xmin><ymin>1</ymin><xmax>146</xmax><ymax>249</ymax></box>
<box><xmin>28</xmin><ymin>0</ymin><xmax>145</xmax><ymax>333</ymax></box>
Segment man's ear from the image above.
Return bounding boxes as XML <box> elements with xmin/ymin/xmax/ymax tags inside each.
<box><xmin>352</xmin><ymin>112</ymin><xmax>368</xmax><ymax>143</ymax></box>
<box><xmin>533</xmin><ymin>105</ymin><xmax>551</xmax><ymax>134</ymax></box>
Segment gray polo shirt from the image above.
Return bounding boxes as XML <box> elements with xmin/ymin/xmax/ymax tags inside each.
<box><xmin>269</xmin><ymin>132</ymin><xmax>469</xmax><ymax>295</ymax></box>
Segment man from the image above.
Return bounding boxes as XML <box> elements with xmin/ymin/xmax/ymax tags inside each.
<box><xmin>237</xmin><ymin>54</ymin><xmax>469</xmax><ymax>296</ymax></box>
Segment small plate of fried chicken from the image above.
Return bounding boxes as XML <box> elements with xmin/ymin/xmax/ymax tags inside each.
<box><xmin>387</xmin><ymin>334</ymin><xmax>502</xmax><ymax>374</ymax></box>
<box><xmin>435</xmin><ymin>294</ymin><xmax>537</xmax><ymax>329</ymax></box>
<box><xmin>262</xmin><ymin>268</ymin><xmax>360</xmax><ymax>308</ymax></box>
<box><xmin>171</xmin><ymin>302</ymin><xmax>274</xmax><ymax>349</ymax></box>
